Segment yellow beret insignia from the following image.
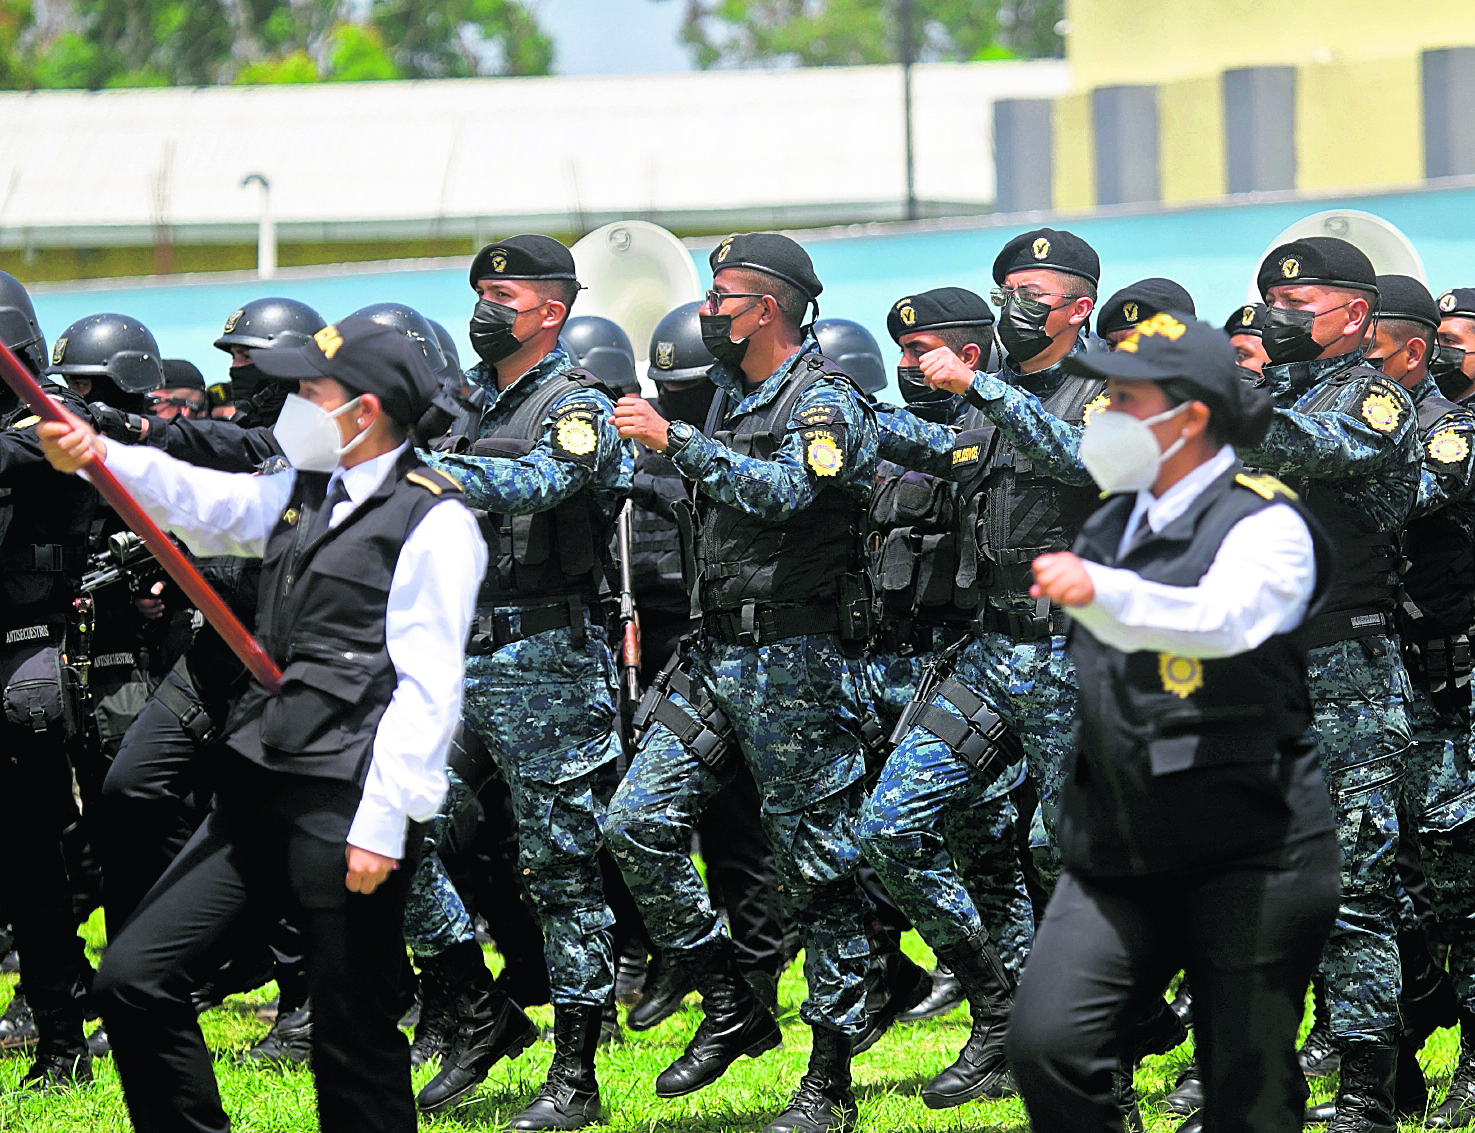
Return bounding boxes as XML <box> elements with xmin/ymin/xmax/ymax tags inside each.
<box><xmin>655</xmin><ymin>341</ymin><xmax>675</xmax><ymax>369</ymax></box>
<box><xmin>1428</xmin><ymin>428</ymin><xmax>1471</xmax><ymax>465</ymax></box>
<box><xmin>899</xmin><ymin>305</ymin><xmax>916</xmax><ymax>327</ymax></box>
<box><xmin>1122</xmin><ymin>302</ymin><xmax>1139</xmax><ymax>324</ymax></box>
<box><xmin>717</xmin><ymin>238</ymin><xmax>733</xmax><ymax>263</ymax></box>
<box><xmin>281</xmin><ymin>507</ymin><xmax>301</xmax><ymax>526</ymax></box>
<box><xmin>1441</xmin><ymin>292</ymin><xmax>1458</xmax><ymax>313</ymax></box>
<box><xmin>1082</xmin><ymin>393</ymin><xmax>1111</xmax><ymax>425</ymax></box>
<box><xmin>313</xmin><ymin>325</ymin><xmax>343</xmax><ymax>359</ymax></box>
<box><xmin>1159</xmin><ymin>654</ymin><xmax>1203</xmax><ymax>699</ymax></box>
<box><xmin>805</xmin><ymin>431</ymin><xmax>844</xmax><ymax>477</ymax></box>
<box><xmin>1360</xmin><ymin>391</ymin><xmax>1402</xmax><ymax>433</ymax></box>
<box><xmin>1281</xmin><ymin>256</ymin><xmax>1300</xmax><ymax>279</ymax></box>
<box><xmin>1240</xmin><ymin>305</ymin><xmax>1256</xmax><ymax>326</ymax></box>
<box><xmin>491</xmin><ymin>251</ymin><xmax>507</xmax><ymax>273</ymax></box>
<box><xmin>51</xmin><ymin>337</ymin><xmax>66</xmax><ymax>365</ymax></box>
<box><xmin>1032</xmin><ymin>237</ymin><xmax>1051</xmax><ymax>259</ymax></box>
<box><xmin>555</xmin><ymin>414</ymin><xmax>598</xmax><ymax>456</ymax></box>
<box><xmin>223</xmin><ymin>309</ymin><xmax>243</xmax><ymax>333</ymax></box>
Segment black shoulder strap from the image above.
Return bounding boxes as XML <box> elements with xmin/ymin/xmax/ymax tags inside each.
<box><xmin>500</xmin><ymin>366</ymin><xmax>620</xmax><ymax>443</ymax></box>
<box><xmin>1418</xmin><ymin>390</ymin><xmax>1466</xmax><ymax>434</ymax></box>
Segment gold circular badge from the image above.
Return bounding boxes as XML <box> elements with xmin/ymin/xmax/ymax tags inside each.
<box><xmin>716</xmin><ymin>238</ymin><xmax>733</xmax><ymax>263</ymax></box>
<box><xmin>1281</xmin><ymin>257</ymin><xmax>1300</xmax><ymax>279</ymax></box>
<box><xmin>1158</xmin><ymin>654</ymin><xmax>1204</xmax><ymax>699</ymax></box>
<box><xmin>1081</xmin><ymin>393</ymin><xmax>1110</xmax><ymax>425</ymax></box>
<box><xmin>1429</xmin><ymin>428</ymin><xmax>1471</xmax><ymax>465</ymax></box>
<box><xmin>1240</xmin><ymin>305</ymin><xmax>1256</xmax><ymax>326</ymax></box>
<box><xmin>899</xmin><ymin>306</ymin><xmax>916</xmax><ymax>327</ymax></box>
<box><xmin>1122</xmin><ymin>302</ymin><xmax>1139</xmax><ymax>324</ymax></box>
<box><xmin>1032</xmin><ymin>237</ymin><xmax>1051</xmax><ymax>259</ymax></box>
<box><xmin>805</xmin><ymin>433</ymin><xmax>843</xmax><ymax>477</ymax></box>
<box><xmin>556</xmin><ymin>416</ymin><xmax>598</xmax><ymax>456</ymax></box>
<box><xmin>1360</xmin><ymin>391</ymin><xmax>1402</xmax><ymax>433</ymax></box>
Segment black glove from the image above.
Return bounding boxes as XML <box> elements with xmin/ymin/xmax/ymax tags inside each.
<box><xmin>88</xmin><ymin>402</ymin><xmax>151</xmax><ymax>445</ymax></box>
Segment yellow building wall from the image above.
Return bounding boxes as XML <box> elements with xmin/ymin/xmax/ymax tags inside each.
<box><xmin>1158</xmin><ymin>74</ymin><xmax>1225</xmax><ymax>202</ymax></box>
<box><xmin>1052</xmin><ymin>92</ymin><xmax>1096</xmax><ymax>212</ymax></box>
<box><xmin>1294</xmin><ymin>55</ymin><xmax>1423</xmax><ymax>191</ymax></box>
<box><xmin>1065</xmin><ymin>0</ymin><xmax>1475</xmax><ymax>90</ymax></box>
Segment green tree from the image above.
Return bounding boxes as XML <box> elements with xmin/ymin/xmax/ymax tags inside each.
<box><xmin>679</xmin><ymin>0</ymin><xmax>1063</xmax><ymax>69</ymax></box>
<box><xmin>367</xmin><ymin>0</ymin><xmax>552</xmax><ymax>78</ymax></box>
<box><xmin>0</xmin><ymin>0</ymin><xmax>34</xmax><ymax>87</ymax></box>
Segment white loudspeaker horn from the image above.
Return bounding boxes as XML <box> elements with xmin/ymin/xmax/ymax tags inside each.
<box><xmin>571</xmin><ymin>221</ymin><xmax>703</xmax><ymax>390</ymax></box>
<box><xmin>1246</xmin><ymin>210</ymin><xmax>1426</xmax><ymax>302</ymax></box>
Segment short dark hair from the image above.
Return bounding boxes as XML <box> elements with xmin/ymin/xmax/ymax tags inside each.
<box><xmin>1378</xmin><ymin>316</ymin><xmax>1435</xmax><ymax>355</ymax></box>
<box><xmin>1044</xmin><ymin>270</ymin><xmax>1097</xmax><ymax>303</ymax></box>
<box><xmin>934</xmin><ymin>325</ymin><xmax>995</xmax><ymax>358</ymax></box>
<box><xmin>533</xmin><ymin>279</ymin><xmax>579</xmax><ymax>329</ymax></box>
<box><xmin>731</xmin><ymin>268</ymin><xmax>809</xmax><ymax>334</ymax></box>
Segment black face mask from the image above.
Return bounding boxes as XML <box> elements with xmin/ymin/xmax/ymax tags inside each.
<box><xmin>230</xmin><ymin>361</ymin><xmax>264</xmax><ymax>400</ymax></box>
<box><xmin>996</xmin><ymin>298</ymin><xmax>1057</xmax><ymax>364</ymax></box>
<box><xmin>1262</xmin><ymin>302</ymin><xmax>1351</xmax><ymax>365</ymax></box>
<box><xmin>699</xmin><ymin>312</ymin><xmax>753</xmax><ymax>369</ymax></box>
<box><xmin>237</xmin><ymin>379</ymin><xmax>288</xmax><ymax>428</ymax></box>
<box><xmin>1430</xmin><ymin>344</ymin><xmax>1471</xmax><ymax>399</ymax></box>
<box><xmin>657</xmin><ymin>383</ymin><xmax>717</xmax><ymax>428</ymax></box>
<box><xmin>469</xmin><ymin>298</ymin><xmax>528</xmax><ymax>366</ymax></box>
<box><xmin>88</xmin><ymin>374</ymin><xmax>147</xmax><ymax>416</ymax></box>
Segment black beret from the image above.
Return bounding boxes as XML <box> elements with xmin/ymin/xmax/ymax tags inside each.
<box><xmin>1064</xmin><ymin>311</ymin><xmax>1272</xmax><ymax>446</ymax></box>
<box><xmin>160</xmin><ymin>358</ymin><xmax>206</xmax><ymax>391</ymax></box>
<box><xmin>1256</xmin><ymin>236</ymin><xmax>1378</xmax><ymax>299</ymax></box>
<box><xmin>469</xmin><ymin>235</ymin><xmax>579</xmax><ymax>290</ymax></box>
<box><xmin>886</xmin><ymin>286</ymin><xmax>994</xmax><ymax>343</ymax></box>
<box><xmin>252</xmin><ymin>317</ymin><xmax>440</xmax><ymax>428</ymax></box>
<box><xmin>1097</xmin><ymin>278</ymin><xmax>1196</xmax><ymax>337</ymax></box>
<box><xmin>1436</xmin><ymin>287</ymin><xmax>1475</xmax><ymax>320</ymax></box>
<box><xmin>1375</xmin><ymin>274</ymin><xmax>1440</xmax><ymax>331</ymax></box>
<box><xmin>1224</xmin><ymin>303</ymin><xmax>1268</xmax><ymax>338</ymax></box>
<box><xmin>992</xmin><ymin>227</ymin><xmax>1100</xmax><ymax>287</ymax></box>
<box><xmin>709</xmin><ymin>232</ymin><xmax>823</xmax><ymax>300</ymax></box>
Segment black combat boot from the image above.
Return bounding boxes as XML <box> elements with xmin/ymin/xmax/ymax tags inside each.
<box><xmin>409</xmin><ymin>952</ymin><xmax>456</xmax><ymax>1067</ymax></box>
<box><xmin>1300</xmin><ymin>975</ymin><xmax>1341</xmax><ymax>1078</ymax></box>
<box><xmin>417</xmin><ymin>941</ymin><xmax>538</xmax><ymax>1115</ymax></box>
<box><xmin>1163</xmin><ymin>1056</ymin><xmax>1204</xmax><ymax>1116</ymax></box>
<box><xmin>626</xmin><ymin>947</ymin><xmax>696</xmax><ymax>1031</ymax></box>
<box><xmin>851</xmin><ymin>947</ymin><xmax>931</xmax><ymax>1054</ymax></box>
<box><xmin>507</xmin><ymin>1004</ymin><xmax>602</xmax><ymax>1131</ymax></box>
<box><xmin>22</xmin><ymin>1008</ymin><xmax>91</xmax><ymax>1093</ymax></box>
<box><xmin>899</xmin><ymin>962</ymin><xmax>965</xmax><ymax>1024</ymax></box>
<box><xmin>239</xmin><ymin>1000</ymin><xmax>312</xmax><ymax>1068</ymax></box>
<box><xmin>0</xmin><ymin>984</ymin><xmax>38</xmax><ymax>1050</ymax></box>
<box><xmin>921</xmin><ymin>930</ymin><xmax>1014</xmax><ymax>1109</ymax></box>
<box><xmin>614</xmin><ymin>942</ymin><xmax>648</xmax><ymax>1007</ymax></box>
<box><xmin>745</xmin><ymin>968</ymin><xmax>782</xmax><ymax>1020</ymax></box>
<box><xmin>763</xmin><ymin>1027</ymin><xmax>856</xmax><ymax>1133</ymax></box>
<box><xmin>1307</xmin><ymin>1041</ymin><xmax>1397</xmax><ymax>1132</ymax></box>
<box><xmin>1429</xmin><ymin>1007</ymin><xmax>1475</xmax><ymax>1128</ymax></box>
<box><xmin>654</xmin><ymin>936</ymin><xmax>782</xmax><ymax>1098</ymax></box>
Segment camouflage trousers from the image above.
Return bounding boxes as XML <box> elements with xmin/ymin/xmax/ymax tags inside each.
<box><xmin>1309</xmin><ymin>635</ymin><xmax>1412</xmax><ymax>1042</ymax></box>
<box><xmin>604</xmin><ymin>632</ymin><xmax>875</xmax><ymax>1034</ymax></box>
<box><xmin>462</xmin><ymin>611</ymin><xmax>623</xmax><ymax>1009</ymax></box>
<box><xmin>402</xmin><ymin>768</ymin><xmax>477</xmax><ymax>958</ymax></box>
<box><xmin>857</xmin><ymin>632</ymin><xmax>1068</xmax><ymax>967</ymax></box>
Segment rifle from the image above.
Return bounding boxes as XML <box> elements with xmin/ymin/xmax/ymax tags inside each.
<box><xmin>80</xmin><ymin>531</ymin><xmax>159</xmax><ymax>594</ymax></box>
<box><xmin>615</xmin><ymin>499</ymin><xmax>641</xmax><ymax>704</ymax></box>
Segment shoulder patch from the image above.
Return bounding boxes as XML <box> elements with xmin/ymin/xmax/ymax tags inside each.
<box><xmin>9</xmin><ymin>414</ymin><xmax>40</xmax><ymax>431</ymax></box>
<box><xmin>952</xmin><ymin>443</ymin><xmax>981</xmax><ymax>467</ymax></box>
<box><xmin>406</xmin><ymin>467</ymin><xmax>464</xmax><ymax>496</ymax></box>
<box><xmin>794</xmin><ymin>404</ymin><xmax>843</xmax><ymax>428</ymax></box>
<box><xmin>1428</xmin><ymin>427</ymin><xmax>1472</xmax><ymax>466</ymax></box>
<box><xmin>1081</xmin><ymin>393</ymin><xmax>1111</xmax><ymax>426</ymax></box>
<box><xmin>1359</xmin><ymin>387</ymin><xmax>1404</xmax><ymax>434</ymax></box>
<box><xmin>1234</xmin><ymin>472</ymin><xmax>1298</xmax><ymax>501</ymax></box>
<box><xmin>802</xmin><ymin>428</ymin><xmax>845</xmax><ymax>477</ymax></box>
<box><xmin>550</xmin><ymin>408</ymin><xmax>601</xmax><ymax>465</ymax></box>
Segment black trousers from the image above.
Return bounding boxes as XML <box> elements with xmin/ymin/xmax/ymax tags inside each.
<box><xmin>94</xmin><ymin>753</ymin><xmax>419</xmax><ymax>1133</ymax></box>
<box><xmin>1006</xmin><ymin>833</ymin><xmax>1340</xmax><ymax>1133</ymax></box>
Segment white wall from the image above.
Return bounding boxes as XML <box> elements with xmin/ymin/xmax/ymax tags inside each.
<box><xmin>0</xmin><ymin>60</ymin><xmax>1069</xmax><ymax>247</ymax></box>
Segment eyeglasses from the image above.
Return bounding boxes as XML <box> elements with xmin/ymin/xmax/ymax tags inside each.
<box><xmin>703</xmin><ymin>290</ymin><xmax>768</xmax><ymax>310</ymax></box>
<box><xmin>989</xmin><ymin>286</ymin><xmax>1080</xmax><ymax>318</ymax></box>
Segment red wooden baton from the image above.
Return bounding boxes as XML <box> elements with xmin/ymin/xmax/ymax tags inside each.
<box><xmin>0</xmin><ymin>340</ymin><xmax>283</xmax><ymax>693</ymax></box>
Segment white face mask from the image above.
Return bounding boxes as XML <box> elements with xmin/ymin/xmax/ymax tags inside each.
<box><xmin>272</xmin><ymin>393</ymin><xmax>368</xmax><ymax>473</ymax></box>
<box><xmin>1078</xmin><ymin>404</ymin><xmax>1190</xmax><ymax>495</ymax></box>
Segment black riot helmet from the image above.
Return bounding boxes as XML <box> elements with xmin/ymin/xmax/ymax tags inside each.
<box><xmin>814</xmin><ymin>318</ymin><xmax>886</xmax><ymax>394</ymax></box>
<box><xmin>349</xmin><ymin>302</ymin><xmax>448</xmax><ymax>378</ymax></box>
<box><xmin>560</xmin><ymin>315</ymin><xmax>639</xmax><ymax>396</ymax></box>
<box><xmin>647</xmin><ymin>302</ymin><xmax>718</xmax><ymax>427</ymax></box>
<box><xmin>46</xmin><ymin>313</ymin><xmax>163</xmax><ymax>412</ymax></box>
<box><xmin>213</xmin><ymin>296</ymin><xmax>325</xmax><ymax>354</ymax></box>
<box><xmin>0</xmin><ymin>270</ymin><xmax>47</xmax><ymax>378</ymax></box>
<box><xmin>426</xmin><ymin>318</ymin><xmax>464</xmax><ymax>383</ymax></box>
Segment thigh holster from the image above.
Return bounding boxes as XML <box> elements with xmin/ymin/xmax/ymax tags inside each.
<box><xmin>632</xmin><ymin>652</ymin><xmax>737</xmax><ymax>772</ymax></box>
<box><xmin>892</xmin><ymin>667</ymin><xmax>1022</xmax><ymax>780</ymax></box>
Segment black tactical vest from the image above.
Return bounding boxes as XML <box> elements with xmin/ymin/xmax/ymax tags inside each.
<box><xmin>1283</xmin><ymin>364</ymin><xmax>1404</xmax><ymax>644</ymax></box>
<box><xmin>866</xmin><ymin>461</ymin><xmax>969</xmax><ymax>642</ymax></box>
<box><xmin>695</xmin><ymin>355</ymin><xmax>864</xmax><ymax>613</ymax></box>
<box><xmin>224</xmin><ymin>449</ymin><xmax>462</xmax><ymax>783</ymax></box>
<box><xmin>467</xmin><ymin>367</ymin><xmax>619</xmax><ymax>606</ymax></box>
<box><xmin>629</xmin><ymin>448</ymin><xmax>688</xmax><ymax>617</ymax></box>
<box><xmin>1059</xmin><ymin>465</ymin><xmax>1334</xmax><ymax>876</ymax></box>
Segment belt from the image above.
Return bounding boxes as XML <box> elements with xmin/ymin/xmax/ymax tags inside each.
<box><xmin>701</xmin><ymin>602</ymin><xmax>839</xmax><ymax>647</ymax></box>
<box><xmin>1299</xmin><ymin>606</ymin><xmax>1392</xmax><ymax>650</ymax></box>
<box><xmin>973</xmin><ymin>599</ymin><xmax>1068</xmax><ymax>643</ymax></box>
<box><xmin>0</xmin><ymin>545</ymin><xmax>84</xmax><ymax>573</ymax></box>
<box><xmin>466</xmin><ymin>597</ymin><xmax>586</xmax><ymax>655</ymax></box>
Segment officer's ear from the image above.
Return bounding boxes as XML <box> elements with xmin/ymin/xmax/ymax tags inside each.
<box><xmin>1407</xmin><ymin>334</ymin><xmax>1430</xmax><ymax>371</ymax></box>
<box><xmin>1067</xmin><ymin>295</ymin><xmax>1094</xmax><ymax>328</ymax></box>
<box><xmin>956</xmin><ymin>341</ymin><xmax>983</xmax><ymax>370</ymax></box>
<box><xmin>538</xmin><ymin>300</ymin><xmax>567</xmax><ymax>331</ymax></box>
<box><xmin>357</xmin><ymin>392</ymin><xmax>384</xmax><ymax>430</ymax></box>
<box><xmin>1343</xmin><ymin>295</ymin><xmax>1372</xmax><ymax>339</ymax></box>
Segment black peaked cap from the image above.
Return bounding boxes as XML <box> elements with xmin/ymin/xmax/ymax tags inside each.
<box><xmin>886</xmin><ymin>287</ymin><xmax>993</xmax><ymax>343</ymax></box>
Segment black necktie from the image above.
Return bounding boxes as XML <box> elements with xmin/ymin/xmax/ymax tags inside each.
<box><xmin>309</xmin><ymin>478</ymin><xmax>350</xmax><ymax>543</ymax></box>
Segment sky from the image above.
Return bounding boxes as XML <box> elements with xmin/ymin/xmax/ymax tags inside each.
<box><xmin>538</xmin><ymin>0</ymin><xmax>693</xmax><ymax>75</ymax></box>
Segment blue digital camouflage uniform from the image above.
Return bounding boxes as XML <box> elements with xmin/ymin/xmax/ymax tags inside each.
<box><xmin>1242</xmin><ymin>349</ymin><xmax>1421</xmax><ymax>1043</ymax></box>
<box><xmin>1398</xmin><ymin>377</ymin><xmax>1475</xmax><ymax>1012</ymax></box>
<box><xmin>427</xmin><ymin>346</ymin><xmax>633</xmax><ymax>1008</ymax></box>
<box><xmin>860</xmin><ymin>341</ymin><xmax>1089</xmax><ymax>961</ymax></box>
<box><xmin>403</xmin><ymin>768</ymin><xmax>477</xmax><ymax>957</ymax></box>
<box><xmin>603</xmin><ymin>337</ymin><xmax>882</xmax><ymax>1034</ymax></box>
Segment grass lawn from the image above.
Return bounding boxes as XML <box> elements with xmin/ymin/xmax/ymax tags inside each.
<box><xmin>0</xmin><ymin>912</ymin><xmax>1461</xmax><ymax>1131</ymax></box>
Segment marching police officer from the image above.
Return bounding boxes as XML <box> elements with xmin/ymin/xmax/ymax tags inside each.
<box><xmin>1225</xmin><ymin>303</ymin><xmax>1271</xmax><ymax>376</ymax></box>
<box><xmin>1238</xmin><ymin>237</ymin><xmax>1421</xmax><ymax>1131</ymax></box>
<box><xmin>608</xmin><ymin>232</ymin><xmax>879</xmax><ymax>1133</ymax></box>
<box><xmin>1006</xmin><ymin>312</ymin><xmax>1340</xmax><ymax>1133</ymax></box>
<box><xmin>424</xmin><ymin>234</ymin><xmax>632</xmax><ymax>1130</ymax></box>
<box><xmin>1095</xmin><ymin>277</ymin><xmax>1196</xmax><ymax>347</ymax></box>
<box><xmin>0</xmin><ymin>271</ymin><xmax>100</xmax><ymax>1090</ymax></box>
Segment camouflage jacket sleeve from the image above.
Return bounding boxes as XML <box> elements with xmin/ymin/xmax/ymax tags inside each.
<box><xmin>870</xmin><ymin>400</ymin><xmax>956</xmax><ymax>477</ymax></box>
<box><xmin>425</xmin><ymin>388</ymin><xmax>632</xmax><ymax>514</ymax></box>
<box><xmin>1241</xmin><ymin>388</ymin><xmax>1417</xmax><ymax>482</ymax></box>
<box><xmin>1413</xmin><ymin>413</ymin><xmax>1475</xmax><ymax>518</ymax></box>
<box><xmin>962</xmin><ymin>371</ymin><xmax>1093</xmax><ymax>486</ymax></box>
<box><xmin>667</xmin><ymin>379</ymin><xmax>878</xmax><ymax>521</ymax></box>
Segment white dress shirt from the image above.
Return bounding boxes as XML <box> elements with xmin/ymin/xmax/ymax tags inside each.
<box><xmin>1069</xmin><ymin>445</ymin><xmax>1317</xmax><ymax>659</ymax></box>
<box><xmin>102</xmin><ymin>441</ymin><xmax>487</xmax><ymax>859</ymax></box>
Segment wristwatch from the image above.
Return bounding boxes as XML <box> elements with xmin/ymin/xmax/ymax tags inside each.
<box><xmin>665</xmin><ymin>418</ymin><xmax>696</xmax><ymax>456</ymax></box>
